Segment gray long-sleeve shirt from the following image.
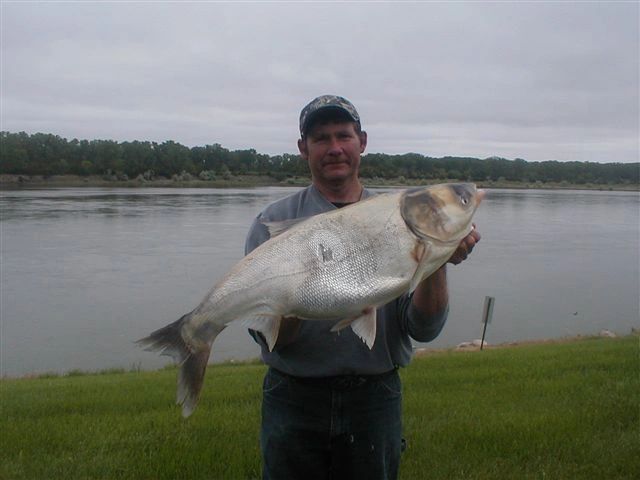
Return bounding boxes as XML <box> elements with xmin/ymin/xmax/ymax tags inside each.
<box><xmin>245</xmin><ymin>184</ymin><xmax>448</xmax><ymax>377</ymax></box>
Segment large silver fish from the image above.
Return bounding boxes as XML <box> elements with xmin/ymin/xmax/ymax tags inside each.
<box><xmin>138</xmin><ymin>183</ymin><xmax>484</xmax><ymax>416</ymax></box>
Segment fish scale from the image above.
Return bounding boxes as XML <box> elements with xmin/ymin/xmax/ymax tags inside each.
<box><xmin>296</xmin><ymin>226</ymin><xmax>380</xmax><ymax>313</ymax></box>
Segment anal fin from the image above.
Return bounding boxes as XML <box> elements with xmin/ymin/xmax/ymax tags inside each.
<box><xmin>331</xmin><ymin>307</ymin><xmax>377</xmax><ymax>349</ymax></box>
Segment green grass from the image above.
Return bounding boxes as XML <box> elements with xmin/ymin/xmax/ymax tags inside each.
<box><xmin>1</xmin><ymin>336</ymin><xmax>637</xmax><ymax>479</ymax></box>
<box><xmin>402</xmin><ymin>337</ymin><xmax>639</xmax><ymax>479</ymax></box>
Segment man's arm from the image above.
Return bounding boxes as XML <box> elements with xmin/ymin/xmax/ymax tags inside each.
<box><xmin>408</xmin><ymin>227</ymin><xmax>482</xmax><ymax>340</ymax></box>
<box><xmin>411</xmin><ymin>266</ymin><xmax>449</xmax><ymax>317</ymax></box>
<box><xmin>412</xmin><ymin>225</ymin><xmax>481</xmax><ymax>314</ymax></box>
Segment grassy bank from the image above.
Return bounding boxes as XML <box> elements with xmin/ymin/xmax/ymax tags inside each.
<box><xmin>1</xmin><ymin>173</ymin><xmax>637</xmax><ymax>191</ymax></box>
<box><xmin>1</xmin><ymin>336</ymin><xmax>637</xmax><ymax>479</ymax></box>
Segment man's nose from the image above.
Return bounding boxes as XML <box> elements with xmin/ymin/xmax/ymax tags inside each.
<box><xmin>327</xmin><ymin>137</ymin><xmax>342</xmax><ymax>156</ymax></box>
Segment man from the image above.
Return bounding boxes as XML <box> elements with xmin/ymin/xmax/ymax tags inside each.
<box><xmin>245</xmin><ymin>95</ymin><xmax>481</xmax><ymax>480</ymax></box>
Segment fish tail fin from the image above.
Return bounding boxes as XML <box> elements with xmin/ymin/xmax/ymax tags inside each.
<box><xmin>136</xmin><ymin>313</ymin><xmax>212</xmax><ymax>418</ymax></box>
<box><xmin>136</xmin><ymin>313</ymin><xmax>192</xmax><ymax>363</ymax></box>
<box><xmin>176</xmin><ymin>344</ymin><xmax>211</xmax><ymax>418</ymax></box>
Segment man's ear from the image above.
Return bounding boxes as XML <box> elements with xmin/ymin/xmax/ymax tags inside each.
<box><xmin>297</xmin><ymin>138</ymin><xmax>308</xmax><ymax>160</ymax></box>
<box><xmin>359</xmin><ymin>131</ymin><xmax>368</xmax><ymax>154</ymax></box>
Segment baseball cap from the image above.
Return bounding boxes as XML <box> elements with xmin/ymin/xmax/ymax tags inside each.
<box><xmin>299</xmin><ymin>95</ymin><xmax>361</xmax><ymax>136</ymax></box>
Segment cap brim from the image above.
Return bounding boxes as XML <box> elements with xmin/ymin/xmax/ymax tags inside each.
<box><xmin>301</xmin><ymin>106</ymin><xmax>359</xmax><ymax>135</ymax></box>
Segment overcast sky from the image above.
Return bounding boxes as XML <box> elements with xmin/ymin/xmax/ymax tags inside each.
<box><xmin>2</xmin><ymin>1</ymin><xmax>638</xmax><ymax>163</ymax></box>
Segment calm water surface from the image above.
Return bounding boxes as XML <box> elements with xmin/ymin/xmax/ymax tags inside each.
<box><xmin>1</xmin><ymin>186</ymin><xmax>638</xmax><ymax>376</ymax></box>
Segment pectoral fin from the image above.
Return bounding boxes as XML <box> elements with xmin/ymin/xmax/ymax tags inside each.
<box><xmin>242</xmin><ymin>315</ymin><xmax>282</xmax><ymax>351</ymax></box>
<box><xmin>409</xmin><ymin>242</ymin><xmax>432</xmax><ymax>293</ymax></box>
<box><xmin>330</xmin><ymin>307</ymin><xmax>377</xmax><ymax>349</ymax></box>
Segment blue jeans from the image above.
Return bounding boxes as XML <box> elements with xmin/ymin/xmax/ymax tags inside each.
<box><xmin>260</xmin><ymin>367</ymin><xmax>403</xmax><ymax>480</ymax></box>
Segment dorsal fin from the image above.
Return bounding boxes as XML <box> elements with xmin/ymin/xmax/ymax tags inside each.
<box><xmin>261</xmin><ymin>217</ymin><xmax>310</xmax><ymax>238</ymax></box>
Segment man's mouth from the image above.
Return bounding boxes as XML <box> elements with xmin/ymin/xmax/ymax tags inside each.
<box><xmin>322</xmin><ymin>160</ymin><xmax>349</xmax><ymax>167</ymax></box>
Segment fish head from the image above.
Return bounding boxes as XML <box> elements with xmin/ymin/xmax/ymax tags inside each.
<box><xmin>400</xmin><ymin>183</ymin><xmax>484</xmax><ymax>243</ymax></box>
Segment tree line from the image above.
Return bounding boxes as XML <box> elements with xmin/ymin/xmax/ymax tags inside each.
<box><xmin>1</xmin><ymin>131</ymin><xmax>638</xmax><ymax>185</ymax></box>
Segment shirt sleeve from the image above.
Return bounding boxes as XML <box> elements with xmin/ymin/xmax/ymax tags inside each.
<box><xmin>396</xmin><ymin>293</ymin><xmax>449</xmax><ymax>343</ymax></box>
<box><xmin>244</xmin><ymin>214</ymin><xmax>270</xmax><ymax>255</ymax></box>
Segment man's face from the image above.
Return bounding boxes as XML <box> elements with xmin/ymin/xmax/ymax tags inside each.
<box><xmin>298</xmin><ymin>121</ymin><xmax>367</xmax><ymax>185</ymax></box>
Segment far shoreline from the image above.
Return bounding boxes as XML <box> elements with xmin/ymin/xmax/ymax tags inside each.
<box><xmin>1</xmin><ymin>174</ymin><xmax>637</xmax><ymax>191</ymax></box>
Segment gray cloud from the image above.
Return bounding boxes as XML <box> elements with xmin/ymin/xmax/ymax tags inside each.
<box><xmin>2</xmin><ymin>2</ymin><xmax>638</xmax><ymax>162</ymax></box>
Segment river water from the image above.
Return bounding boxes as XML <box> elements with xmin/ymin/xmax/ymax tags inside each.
<box><xmin>1</xmin><ymin>186</ymin><xmax>638</xmax><ymax>377</ymax></box>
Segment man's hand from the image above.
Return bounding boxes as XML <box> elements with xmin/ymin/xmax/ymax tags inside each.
<box><xmin>448</xmin><ymin>224</ymin><xmax>481</xmax><ymax>265</ymax></box>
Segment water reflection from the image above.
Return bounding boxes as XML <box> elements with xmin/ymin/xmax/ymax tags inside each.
<box><xmin>1</xmin><ymin>187</ymin><xmax>295</xmax><ymax>222</ymax></box>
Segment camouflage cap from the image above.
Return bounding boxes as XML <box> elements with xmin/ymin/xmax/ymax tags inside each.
<box><xmin>299</xmin><ymin>95</ymin><xmax>361</xmax><ymax>136</ymax></box>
